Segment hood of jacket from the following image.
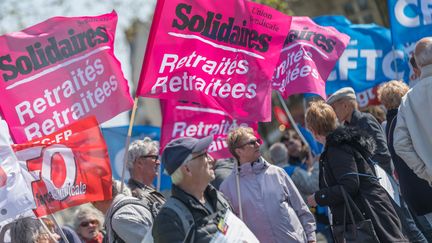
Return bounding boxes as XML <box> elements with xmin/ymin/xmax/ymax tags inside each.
<box><xmin>326</xmin><ymin>126</ymin><xmax>376</xmax><ymax>157</ymax></box>
<box><xmin>238</xmin><ymin>157</ymin><xmax>269</xmax><ymax>177</ymax></box>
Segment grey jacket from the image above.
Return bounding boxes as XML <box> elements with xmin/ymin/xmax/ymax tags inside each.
<box><xmin>105</xmin><ymin>194</ymin><xmax>153</xmax><ymax>243</ymax></box>
<box><xmin>394</xmin><ymin>64</ymin><xmax>432</xmax><ymax>185</ymax></box>
<box><xmin>220</xmin><ymin>157</ymin><xmax>316</xmax><ymax>243</ymax></box>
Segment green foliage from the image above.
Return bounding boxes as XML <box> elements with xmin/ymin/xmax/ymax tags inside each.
<box><xmin>252</xmin><ymin>0</ymin><xmax>293</xmax><ymax>15</ymax></box>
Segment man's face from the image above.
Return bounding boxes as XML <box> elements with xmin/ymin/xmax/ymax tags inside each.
<box><xmin>187</xmin><ymin>151</ymin><xmax>215</xmax><ymax>183</ymax></box>
<box><xmin>236</xmin><ymin>134</ymin><xmax>261</xmax><ymax>163</ymax></box>
<box><xmin>134</xmin><ymin>151</ymin><xmax>160</xmax><ymax>182</ymax></box>
<box><xmin>77</xmin><ymin>218</ymin><xmax>100</xmax><ymax>240</ymax></box>
<box><xmin>331</xmin><ymin>100</ymin><xmax>350</xmax><ymax>123</ymax></box>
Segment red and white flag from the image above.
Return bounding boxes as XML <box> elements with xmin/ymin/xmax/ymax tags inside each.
<box><xmin>12</xmin><ymin>116</ymin><xmax>112</xmax><ymax>217</ymax></box>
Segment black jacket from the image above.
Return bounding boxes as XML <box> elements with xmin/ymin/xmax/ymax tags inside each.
<box><xmin>127</xmin><ymin>178</ymin><xmax>166</xmax><ymax>205</ymax></box>
<box><xmin>152</xmin><ymin>184</ymin><xmax>231</xmax><ymax>243</ymax></box>
<box><xmin>347</xmin><ymin>110</ymin><xmax>394</xmax><ymax>175</ymax></box>
<box><xmin>386</xmin><ymin>109</ymin><xmax>432</xmax><ymax>215</ymax></box>
<box><xmin>315</xmin><ymin>126</ymin><xmax>406</xmax><ymax>243</ymax></box>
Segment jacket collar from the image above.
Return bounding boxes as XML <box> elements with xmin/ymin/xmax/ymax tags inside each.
<box><xmin>127</xmin><ymin>178</ymin><xmax>146</xmax><ymax>189</ymax></box>
<box><xmin>237</xmin><ymin>156</ymin><xmax>268</xmax><ymax>177</ymax></box>
<box><xmin>386</xmin><ymin>109</ymin><xmax>398</xmax><ymax>122</ymax></box>
<box><xmin>420</xmin><ymin>64</ymin><xmax>432</xmax><ymax>80</ymax></box>
<box><xmin>171</xmin><ymin>184</ymin><xmax>219</xmax><ymax>214</ymax></box>
<box><xmin>346</xmin><ymin>109</ymin><xmax>361</xmax><ymax>126</ymax></box>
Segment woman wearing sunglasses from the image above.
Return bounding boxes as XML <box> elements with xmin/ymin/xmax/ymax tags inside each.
<box><xmin>220</xmin><ymin>127</ymin><xmax>317</xmax><ymax>243</ymax></box>
<box><xmin>74</xmin><ymin>206</ymin><xmax>105</xmax><ymax>243</ymax></box>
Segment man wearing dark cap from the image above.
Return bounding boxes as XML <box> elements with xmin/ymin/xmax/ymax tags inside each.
<box><xmin>326</xmin><ymin>87</ymin><xmax>393</xmax><ymax>175</ymax></box>
<box><xmin>151</xmin><ymin>136</ymin><xmax>232</xmax><ymax>243</ymax></box>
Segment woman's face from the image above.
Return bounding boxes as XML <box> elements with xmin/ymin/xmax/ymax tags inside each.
<box><xmin>284</xmin><ymin>137</ymin><xmax>302</xmax><ymax>157</ymax></box>
<box><xmin>77</xmin><ymin>218</ymin><xmax>100</xmax><ymax>240</ymax></box>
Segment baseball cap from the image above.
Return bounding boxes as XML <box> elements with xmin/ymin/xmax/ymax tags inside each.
<box><xmin>161</xmin><ymin>136</ymin><xmax>213</xmax><ymax>175</ymax></box>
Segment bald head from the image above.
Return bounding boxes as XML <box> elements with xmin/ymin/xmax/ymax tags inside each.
<box><xmin>415</xmin><ymin>37</ymin><xmax>432</xmax><ymax>68</ymax></box>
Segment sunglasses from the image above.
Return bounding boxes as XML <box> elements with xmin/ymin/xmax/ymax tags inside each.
<box><xmin>140</xmin><ymin>155</ymin><xmax>159</xmax><ymax>161</ymax></box>
<box><xmin>238</xmin><ymin>138</ymin><xmax>262</xmax><ymax>148</ymax></box>
<box><xmin>190</xmin><ymin>151</ymin><xmax>208</xmax><ymax>161</ymax></box>
<box><xmin>80</xmin><ymin>220</ymin><xmax>98</xmax><ymax>227</ymax></box>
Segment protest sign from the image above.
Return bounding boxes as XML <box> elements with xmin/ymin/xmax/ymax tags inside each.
<box><xmin>137</xmin><ymin>0</ymin><xmax>292</xmax><ymax>122</ymax></box>
<box><xmin>12</xmin><ymin>116</ymin><xmax>112</xmax><ymax>217</ymax></box>
<box><xmin>272</xmin><ymin>16</ymin><xmax>349</xmax><ymax>99</ymax></box>
<box><xmin>314</xmin><ymin>16</ymin><xmax>406</xmax><ymax>107</ymax></box>
<box><xmin>0</xmin><ymin>120</ymin><xmax>36</xmax><ymax>223</ymax></box>
<box><xmin>387</xmin><ymin>0</ymin><xmax>432</xmax><ymax>83</ymax></box>
<box><xmin>0</xmin><ymin>11</ymin><xmax>133</xmax><ymax>143</ymax></box>
<box><xmin>160</xmin><ymin>100</ymin><xmax>258</xmax><ymax>159</ymax></box>
<box><xmin>210</xmin><ymin>210</ymin><xmax>259</xmax><ymax>243</ymax></box>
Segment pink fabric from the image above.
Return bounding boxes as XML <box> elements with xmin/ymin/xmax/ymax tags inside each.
<box><xmin>0</xmin><ymin>11</ymin><xmax>133</xmax><ymax>143</ymax></box>
<box><xmin>137</xmin><ymin>0</ymin><xmax>292</xmax><ymax>122</ymax></box>
<box><xmin>272</xmin><ymin>17</ymin><xmax>350</xmax><ymax>99</ymax></box>
<box><xmin>160</xmin><ymin>99</ymin><xmax>258</xmax><ymax>159</ymax></box>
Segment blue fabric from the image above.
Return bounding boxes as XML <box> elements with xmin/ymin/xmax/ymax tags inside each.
<box><xmin>298</xmin><ymin>124</ymin><xmax>323</xmax><ymax>155</ymax></box>
<box><xmin>313</xmin><ymin>16</ymin><xmax>407</xmax><ymax>103</ymax></box>
<box><xmin>283</xmin><ymin>165</ymin><xmax>297</xmax><ymax>177</ymax></box>
<box><xmin>101</xmin><ymin>126</ymin><xmax>172</xmax><ymax>192</ymax></box>
<box><xmin>388</xmin><ymin>0</ymin><xmax>432</xmax><ymax>79</ymax></box>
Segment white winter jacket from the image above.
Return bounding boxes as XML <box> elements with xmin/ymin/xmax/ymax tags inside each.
<box><xmin>394</xmin><ymin>64</ymin><xmax>432</xmax><ymax>185</ymax></box>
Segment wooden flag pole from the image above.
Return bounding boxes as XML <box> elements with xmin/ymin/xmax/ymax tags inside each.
<box><xmin>120</xmin><ymin>97</ymin><xmax>139</xmax><ymax>192</ymax></box>
<box><xmin>49</xmin><ymin>214</ymin><xmax>70</xmax><ymax>243</ymax></box>
<box><xmin>39</xmin><ymin>218</ymin><xmax>64</xmax><ymax>243</ymax></box>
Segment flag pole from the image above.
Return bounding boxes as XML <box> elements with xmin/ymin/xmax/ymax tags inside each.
<box><xmin>39</xmin><ymin>218</ymin><xmax>66</xmax><ymax>243</ymax></box>
<box><xmin>156</xmin><ymin>163</ymin><xmax>161</xmax><ymax>192</ymax></box>
<box><xmin>277</xmin><ymin>92</ymin><xmax>309</xmax><ymax>148</ymax></box>
<box><xmin>235</xmin><ymin>161</ymin><xmax>243</xmax><ymax>220</ymax></box>
<box><xmin>120</xmin><ymin>97</ymin><xmax>139</xmax><ymax>192</ymax></box>
<box><xmin>49</xmin><ymin>214</ymin><xmax>70</xmax><ymax>243</ymax></box>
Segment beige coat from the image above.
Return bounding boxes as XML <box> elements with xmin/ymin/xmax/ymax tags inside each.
<box><xmin>394</xmin><ymin>64</ymin><xmax>432</xmax><ymax>186</ymax></box>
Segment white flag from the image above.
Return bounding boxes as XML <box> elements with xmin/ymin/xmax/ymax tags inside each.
<box><xmin>0</xmin><ymin>120</ymin><xmax>36</xmax><ymax>224</ymax></box>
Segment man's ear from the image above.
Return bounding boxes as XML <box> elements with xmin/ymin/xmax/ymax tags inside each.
<box><xmin>181</xmin><ymin>164</ymin><xmax>192</xmax><ymax>176</ymax></box>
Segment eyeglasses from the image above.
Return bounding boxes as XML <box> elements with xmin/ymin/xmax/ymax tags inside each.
<box><xmin>80</xmin><ymin>220</ymin><xmax>98</xmax><ymax>227</ymax></box>
<box><xmin>238</xmin><ymin>138</ymin><xmax>262</xmax><ymax>148</ymax></box>
<box><xmin>140</xmin><ymin>155</ymin><xmax>159</xmax><ymax>161</ymax></box>
<box><xmin>190</xmin><ymin>151</ymin><xmax>208</xmax><ymax>161</ymax></box>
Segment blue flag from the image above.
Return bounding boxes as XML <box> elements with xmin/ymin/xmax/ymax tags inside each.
<box><xmin>387</xmin><ymin>0</ymin><xmax>432</xmax><ymax>79</ymax></box>
<box><xmin>314</xmin><ymin>16</ymin><xmax>407</xmax><ymax>106</ymax></box>
<box><xmin>101</xmin><ymin>126</ymin><xmax>172</xmax><ymax>192</ymax></box>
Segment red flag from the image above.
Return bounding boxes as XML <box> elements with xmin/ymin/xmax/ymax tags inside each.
<box><xmin>12</xmin><ymin>116</ymin><xmax>112</xmax><ymax>217</ymax></box>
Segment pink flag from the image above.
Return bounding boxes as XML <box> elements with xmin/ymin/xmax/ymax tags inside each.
<box><xmin>160</xmin><ymin>100</ymin><xmax>258</xmax><ymax>160</ymax></box>
<box><xmin>137</xmin><ymin>0</ymin><xmax>292</xmax><ymax>122</ymax></box>
<box><xmin>272</xmin><ymin>17</ymin><xmax>350</xmax><ymax>99</ymax></box>
<box><xmin>0</xmin><ymin>11</ymin><xmax>133</xmax><ymax>143</ymax></box>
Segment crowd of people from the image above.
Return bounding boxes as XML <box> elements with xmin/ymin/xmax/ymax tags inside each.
<box><xmin>7</xmin><ymin>37</ymin><xmax>432</xmax><ymax>243</ymax></box>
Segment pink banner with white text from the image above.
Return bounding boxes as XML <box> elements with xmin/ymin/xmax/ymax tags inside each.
<box><xmin>137</xmin><ymin>0</ymin><xmax>292</xmax><ymax>122</ymax></box>
<box><xmin>0</xmin><ymin>11</ymin><xmax>133</xmax><ymax>143</ymax></box>
<box><xmin>272</xmin><ymin>17</ymin><xmax>349</xmax><ymax>99</ymax></box>
<box><xmin>160</xmin><ymin>100</ymin><xmax>258</xmax><ymax>159</ymax></box>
